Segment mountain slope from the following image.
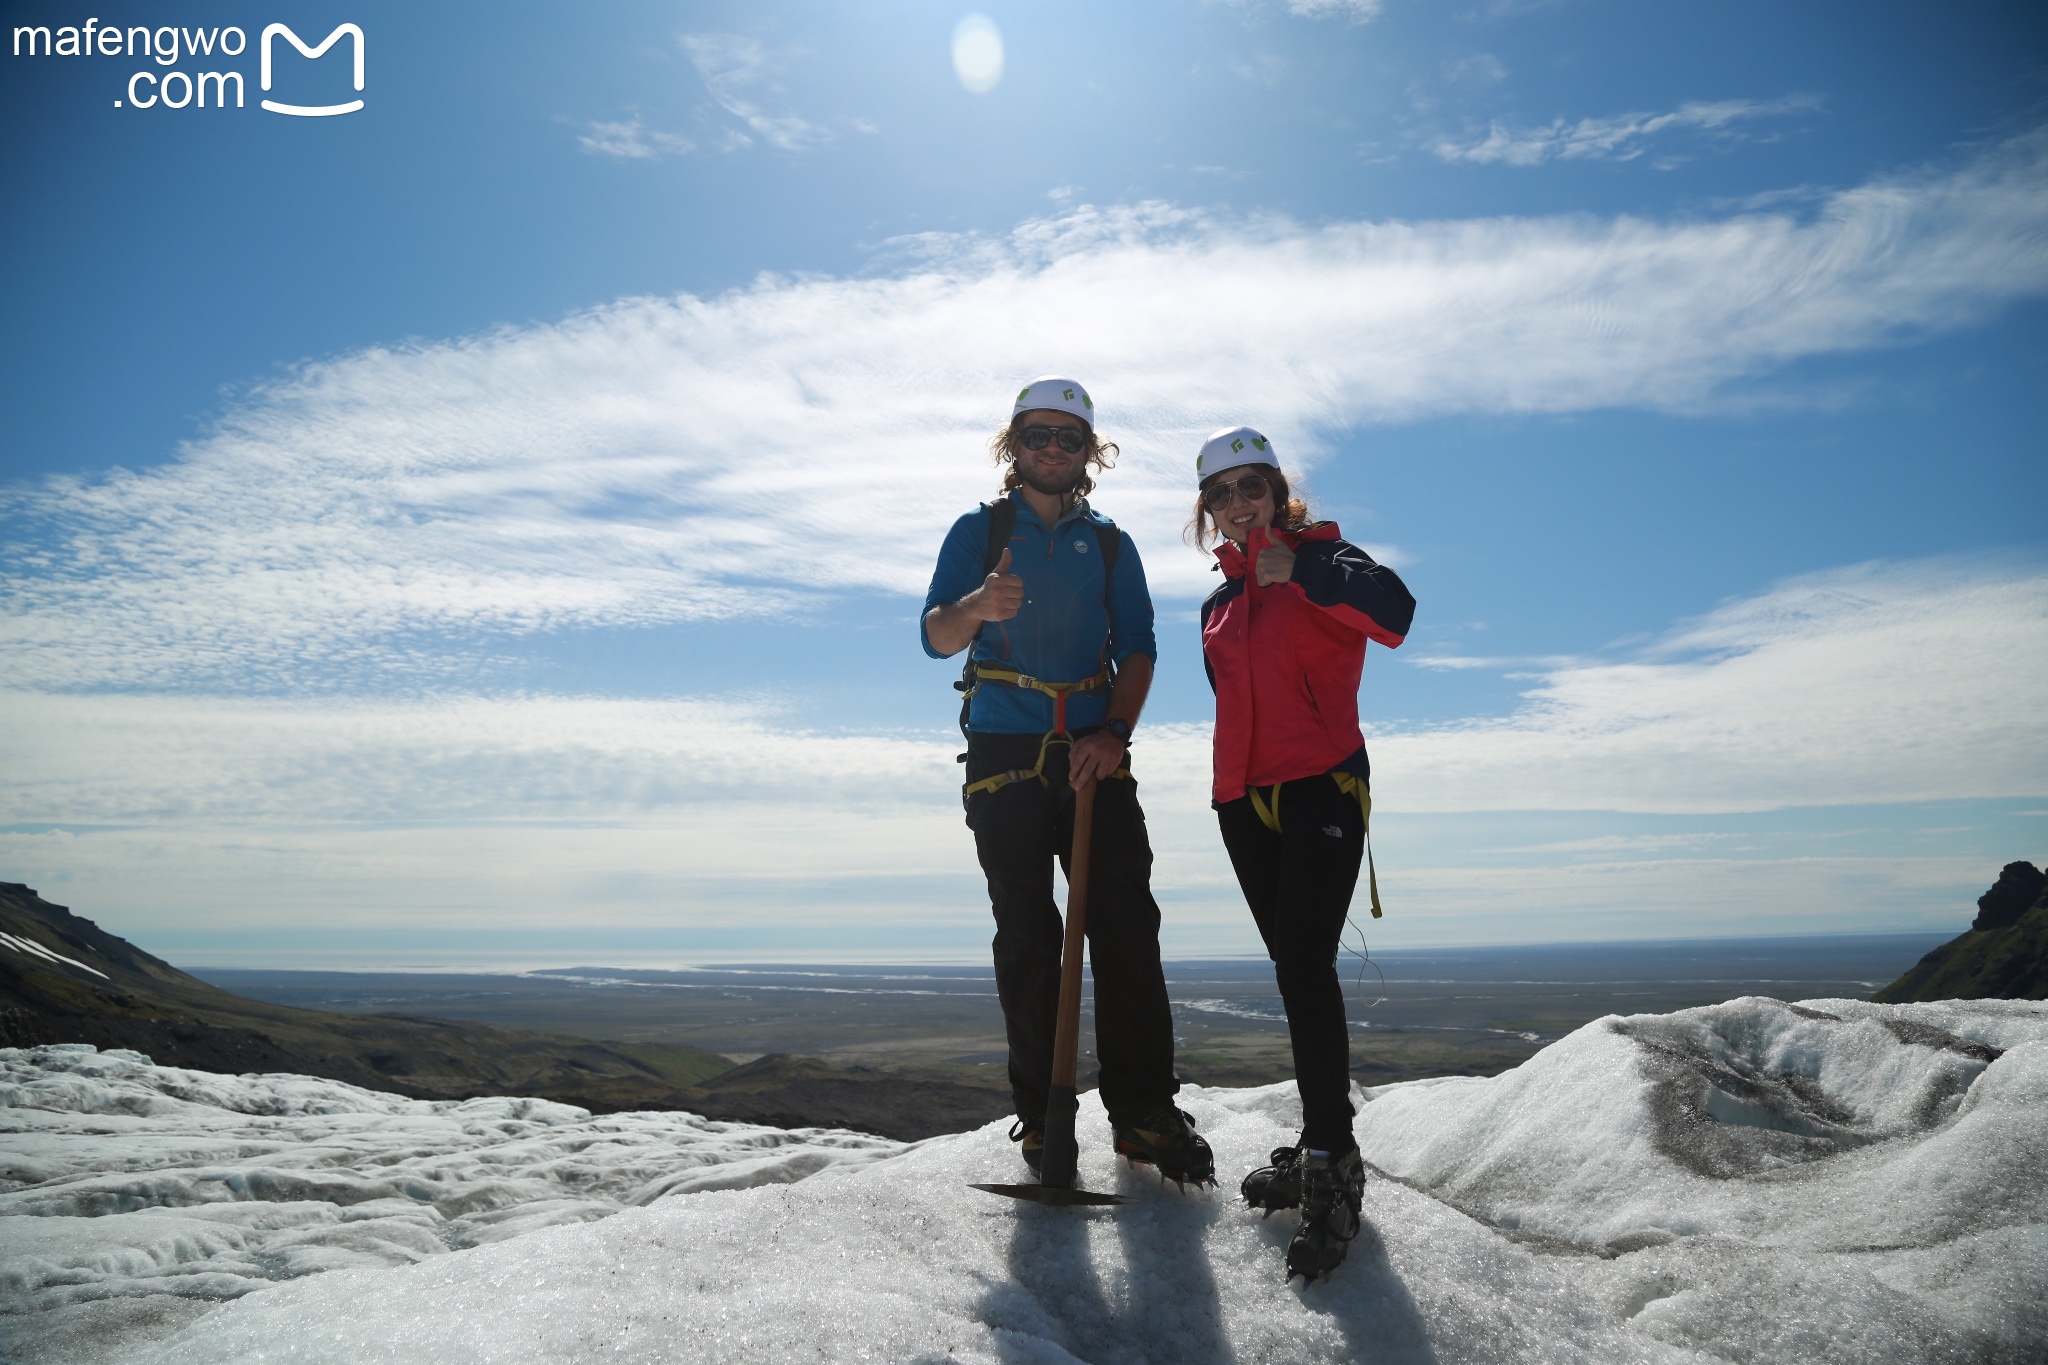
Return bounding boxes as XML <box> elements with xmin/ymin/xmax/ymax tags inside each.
<box><xmin>0</xmin><ymin>882</ymin><xmax>735</xmax><ymax>1112</ymax></box>
<box><xmin>0</xmin><ymin>882</ymin><xmax>1011</xmax><ymax>1139</ymax></box>
<box><xmin>1873</xmin><ymin>861</ymin><xmax>2048</xmax><ymax>1003</ymax></box>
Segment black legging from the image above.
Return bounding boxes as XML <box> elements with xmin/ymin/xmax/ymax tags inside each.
<box><xmin>1217</xmin><ymin>773</ymin><xmax>1364</xmax><ymax>1153</ymax></box>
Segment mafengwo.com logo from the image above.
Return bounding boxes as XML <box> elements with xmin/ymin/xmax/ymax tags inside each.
<box><xmin>11</xmin><ymin>18</ymin><xmax>364</xmax><ymax>116</ymax></box>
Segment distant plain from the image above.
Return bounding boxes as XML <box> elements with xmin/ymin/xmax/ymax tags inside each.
<box><xmin>200</xmin><ymin>933</ymin><xmax>1945</xmax><ymax>1094</ymax></box>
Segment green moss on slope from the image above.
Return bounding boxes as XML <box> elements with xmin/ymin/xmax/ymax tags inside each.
<box><xmin>1873</xmin><ymin>865</ymin><xmax>2048</xmax><ymax>1003</ymax></box>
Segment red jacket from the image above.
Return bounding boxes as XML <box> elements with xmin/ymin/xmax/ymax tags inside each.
<box><xmin>1200</xmin><ymin>523</ymin><xmax>1415</xmax><ymax>804</ymax></box>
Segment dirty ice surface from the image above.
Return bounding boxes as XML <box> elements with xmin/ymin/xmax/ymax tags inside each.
<box><xmin>5</xmin><ymin>996</ymin><xmax>2046</xmax><ymax>1364</ymax></box>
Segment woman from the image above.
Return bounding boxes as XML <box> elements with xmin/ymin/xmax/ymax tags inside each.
<box><xmin>1191</xmin><ymin>426</ymin><xmax>1415</xmax><ymax>1283</ymax></box>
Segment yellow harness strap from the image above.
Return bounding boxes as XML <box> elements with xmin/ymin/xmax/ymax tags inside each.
<box><xmin>1247</xmin><ymin>773</ymin><xmax>1382</xmax><ymax>919</ymax></box>
<box><xmin>961</xmin><ymin>664</ymin><xmax>1125</xmax><ymax>798</ymax></box>
<box><xmin>963</xmin><ymin>728</ymin><xmax>1132</xmax><ymax>798</ymax></box>
<box><xmin>962</xmin><ymin>664</ymin><xmax>1113</xmax><ymax>724</ymax></box>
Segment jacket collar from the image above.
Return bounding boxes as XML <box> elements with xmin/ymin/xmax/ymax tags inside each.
<box><xmin>1008</xmin><ymin>486</ymin><xmax>1092</xmax><ymax>532</ymax></box>
<box><xmin>1214</xmin><ymin>520</ymin><xmax>1339</xmax><ymax>579</ymax></box>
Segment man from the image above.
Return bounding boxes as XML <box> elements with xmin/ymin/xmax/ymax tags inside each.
<box><xmin>922</xmin><ymin>377</ymin><xmax>1213</xmax><ymax>1186</ymax></box>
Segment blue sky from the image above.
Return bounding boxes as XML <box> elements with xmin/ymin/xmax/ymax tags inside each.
<box><xmin>2</xmin><ymin>0</ymin><xmax>2044</xmax><ymax>967</ymax></box>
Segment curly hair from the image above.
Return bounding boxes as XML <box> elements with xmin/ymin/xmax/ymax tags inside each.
<box><xmin>989</xmin><ymin>415</ymin><xmax>1120</xmax><ymax>498</ymax></box>
<box><xmin>1186</xmin><ymin>466</ymin><xmax>1311</xmax><ymax>550</ymax></box>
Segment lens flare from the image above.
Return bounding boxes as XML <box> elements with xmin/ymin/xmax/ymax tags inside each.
<box><xmin>951</xmin><ymin>15</ymin><xmax>1003</xmax><ymax>94</ymax></box>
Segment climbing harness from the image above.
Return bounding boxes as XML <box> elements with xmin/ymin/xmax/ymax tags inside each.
<box><xmin>1245</xmin><ymin>772</ymin><xmax>1382</xmax><ymax>919</ymax></box>
<box><xmin>1247</xmin><ymin>771</ymin><xmax>1389</xmax><ymax>1016</ymax></box>
<box><xmin>953</xmin><ymin>496</ymin><xmax>1130</xmax><ymax>799</ymax></box>
<box><xmin>961</xmin><ymin>665</ymin><xmax>1127</xmax><ymax>797</ymax></box>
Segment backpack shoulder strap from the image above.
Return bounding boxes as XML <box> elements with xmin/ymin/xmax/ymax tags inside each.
<box><xmin>983</xmin><ymin>497</ymin><xmax>1017</xmax><ymax>575</ymax></box>
<box><xmin>956</xmin><ymin>499</ymin><xmax>1017</xmax><ymax>744</ymax></box>
<box><xmin>1092</xmin><ymin>521</ymin><xmax>1120</xmax><ymax>589</ymax></box>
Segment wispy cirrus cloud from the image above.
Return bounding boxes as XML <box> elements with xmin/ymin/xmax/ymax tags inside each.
<box><xmin>680</xmin><ymin>34</ymin><xmax>870</xmax><ymax>152</ymax></box>
<box><xmin>1286</xmin><ymin>0</ymin><xmax>1382</xmax><ymax>20</ymax></box>
<box><xmin>1431</xmin><ymin>95</ymin><xmax>1822</xmax><ymax>166</ymax></box>
<box><xmin>578</xmin><ymin>116</ymin><xmax>695</xmax><ymax>161</ymax></box>
<box><xmin>1</xmin><ymin>130</ymin><xmax>2044</xmax><ymax>693</ymax></box>
<box><xmin>1226</xmin><ymin>0</ymin><xmax>1382</xmax><ymax>25</ymax></box>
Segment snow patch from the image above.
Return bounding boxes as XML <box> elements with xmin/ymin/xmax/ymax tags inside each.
<box><xmin>0</xmin><ymin>932</ymin><xmax>108</xmax><ymax>979</ymax></box>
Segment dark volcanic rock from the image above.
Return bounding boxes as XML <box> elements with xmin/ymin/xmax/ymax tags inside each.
<box><xmin>1873</xmin><ymin>863</ymin><xmax>2048</xmax><ymax>1003</ymax></box>
<box><xmin>1971</xmin><ymin>861</ymin><xmax>2045</xmax><ymax>931</ymax></box>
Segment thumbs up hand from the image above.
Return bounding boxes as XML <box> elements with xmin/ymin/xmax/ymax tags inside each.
<box><xmin>972</xmin><ymin>545</ymin><xmax>1026</xmax><ymax>622</ymax></box>
<box><xmin>1252</xmin><ymin>532</ymin><xmax>1296</xmax><ymax>587</ymax></box>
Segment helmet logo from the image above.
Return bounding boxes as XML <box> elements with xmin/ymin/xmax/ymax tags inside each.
<box><xmin>1252</xmin><ymin>438</ymin><xmax>1267</xmax><ymax>450</ymax></box>
<box><xmin>1017</xmin><ymin>387</ymin><xmax>1031</xmax><ymax>402</ymax></box>
<box><xmin>1231</xmin><ymin>438</ymin><xmax>1244</xmax><ymax>453</ymax></box>
<box><xmin>1062</xmin><ymin>388</ymin><xmax>1075</xmax><ymax>401</ymax></box>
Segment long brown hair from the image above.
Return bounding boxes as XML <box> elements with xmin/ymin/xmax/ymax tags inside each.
<box><xmin>990</xmin><ymin>416</ymin><xmax>1121</xmax><ymax>498</ymax></box>
<box><xmin>1186</xmin><ymin>466</ymin><xmax>1311</xmax><ymax>550</ymax></box>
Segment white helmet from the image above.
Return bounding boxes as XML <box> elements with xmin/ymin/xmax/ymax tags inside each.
<box><xmin>1195</xmin><ymin>426</ymin><xmax>1279</xmax><ymax>485</ymax></box>
<box><xmin>1012</xmin><ymin>376</ymin><xmax>1095</xmax><ymax>427</ymax></box>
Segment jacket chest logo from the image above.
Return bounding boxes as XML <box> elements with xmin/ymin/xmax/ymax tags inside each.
<box><xmin>1072</xmin><ymin>539</ymin><xmax>1089</xmax><ymax>554</ymax></box>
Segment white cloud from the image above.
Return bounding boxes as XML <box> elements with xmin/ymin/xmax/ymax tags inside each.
<box><xmin>12</xmin><ymin>561</ymin><xmax>2021</xmax><ymax>829</ymax></box>
<box><xmin>681</xmin><ymin>34</ymin><xmax>852</xmax><ymax>152</ymax></box>
<box><xmin>1287</xmin><ymin>0</ymin><xmax>1382</xmax><ymax>20</ymax></box>
<box><xmin>1378</xmin><ymin>557</ymin><xmax>2048</xmax><ymax>814</ymax></box>
<box><xmin>1224</xmin><ymin>0</ymin><xmax>1381</xmax><ymax>25</ymax></box>
<box><xmin>1433</xmin><ymin>96</ymin><xmax>1821</xmax><ymax>166</ymax></box>
<box><xmin>2</xmin><ymin>131</ymin><xmax>2045</xmax><ymax>691</ymax></box>
<box><xmin>0</xmin><ymin>557</ymin><xmax>2038</xmax><ymax>950</ymax></box>
<box><xmin>578</xmin><ymin>117</ymin><xmax>695</xmax><ymax>160</ymax></box>
<box><xmin>1441</xmin><ymin>54</ymin><xmax>1509</xmax><ymax>91</ymax></box>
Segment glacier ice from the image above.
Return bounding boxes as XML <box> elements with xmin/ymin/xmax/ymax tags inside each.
<box><xmin>1</xmin><ymin>995</ymin><xmax>2042</xmax><ymax>1363</ymax></box>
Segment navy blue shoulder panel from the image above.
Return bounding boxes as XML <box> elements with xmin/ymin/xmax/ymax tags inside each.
<box><xmin>1197</xmin><ymin>577</ymin><xmax>1241</xmax><ymax>694</ymax></box>
<box><xmin>1289</xmin><ymin>537</ymin><xmax>1416</xmax><ymax>641</ymax></box>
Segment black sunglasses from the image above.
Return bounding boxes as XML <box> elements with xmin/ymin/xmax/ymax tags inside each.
<box><xmin>1202</xmin><ymin>472</ymin><xmax>1271</xmax><ymax>510</ymax></box>
<box><xmin>1019</xmin><ymin>425</ymin><xmax>1089</xmax><ymax>455</ymax></box>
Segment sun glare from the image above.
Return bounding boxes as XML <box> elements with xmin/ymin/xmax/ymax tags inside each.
<box><xmin>952</xmin><ymin>14</ymin><xmax>1003</xmax><ymax>94</ymax></box>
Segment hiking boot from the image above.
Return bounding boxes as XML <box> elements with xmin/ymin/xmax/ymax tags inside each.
<box><xmin>1241</xmin><ymin>1146</ymin><xmax>1305</xmax><ymax>1215</ymax></box>
<box><xmin>1009</xmin><ymin>1117</ymin><xmax>1044</xmax><ymax>1175</ymax></box>
<box><xmin>1287</xmin><ymin>1148</ymin><xmax>1365</xmax><ymax>1284</ymax></box>
<box><xmin>1112</xmin><ymin>1106</ymin><xmax>1216</xmax><ymax>1188</ymax></box>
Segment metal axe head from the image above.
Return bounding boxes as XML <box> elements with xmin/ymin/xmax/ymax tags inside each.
<box><xmin>969</xmin><ymin>1182</ymin><xmax>1138</xmax><ymax>1207</ymax></box>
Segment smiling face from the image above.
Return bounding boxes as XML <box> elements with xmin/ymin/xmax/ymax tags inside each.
<box><xmin>1204</xmin><ymin>464</ymin><xmax>1276</xmax><ymax>545</ymax></box>
<box><xmin>1012</xmin><ymin>409</ymin><xmax>1091</xmax><ymax>497</ymax></box>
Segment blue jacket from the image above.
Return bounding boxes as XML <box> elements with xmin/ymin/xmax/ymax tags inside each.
<box><xmin>921</xmin><ymin>490</ymin><xmax>1156</xmax><ymax>734</ymax></box>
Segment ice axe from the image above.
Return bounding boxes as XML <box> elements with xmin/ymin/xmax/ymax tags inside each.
<box><xmin>971</xmin><ymin>775</ymin><xmax>1137</xmax><ymax>1208</ymax></box>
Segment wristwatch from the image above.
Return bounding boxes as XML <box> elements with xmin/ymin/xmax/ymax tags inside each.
<box><xmin>1105</xmin><ymin>718</ymin><xmax>1133</xmax><ymax>744</ymax></box>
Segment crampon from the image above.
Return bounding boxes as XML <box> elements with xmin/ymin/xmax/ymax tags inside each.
<box><xmin>1112</xmin><ymin>1106</ymin><xmax>1217</xmax><ymax>1191</ymax></box>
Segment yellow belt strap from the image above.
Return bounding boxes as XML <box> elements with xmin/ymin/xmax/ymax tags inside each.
<box><xmin>963</xmin><ymin>728</ymin><xmax>1132</xmax><ymax>798</ymax></box>
<box><xmin>966</xmin><ymin>663</ymin><xmax>1113</xmax><ymax>700</ymax></box>
<box><xmin>1248</xmin><ymin>773</ymin><xmax>1382</xmax><ymax>919</ymax></box>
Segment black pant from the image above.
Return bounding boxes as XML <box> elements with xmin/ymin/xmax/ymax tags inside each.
<box><xmin>1217</xmin><ymin>773</ymin><xmax>1364</xmax><ymax>1153</ymax></box>
<box><xmin>964</xmin><ymin>731</ymin><xmax>1177</xmax><ymax>1129</ymax></box>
